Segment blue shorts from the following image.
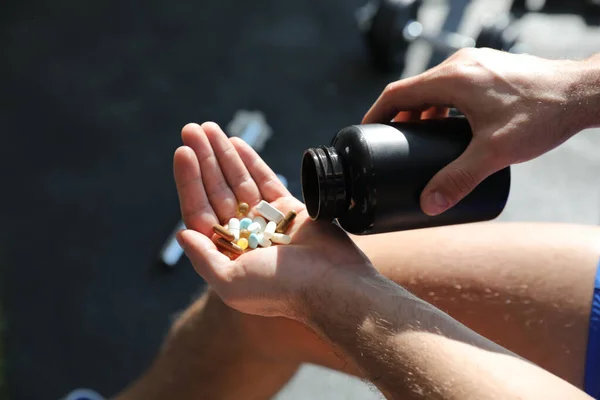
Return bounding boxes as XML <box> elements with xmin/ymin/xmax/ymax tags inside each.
<box><xmin>585</xmin><ymin>260</ymin><xmax>600</xmax><ymax>398</ymax></box>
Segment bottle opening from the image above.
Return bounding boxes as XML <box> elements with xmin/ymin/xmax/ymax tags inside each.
<box><xmin>301</xmin><ymin>150</ymin><xmax>322</xmax><ymax>219</ymax></box>
<box><xmin>301</xmin><ymin>146</ymin><xmax>349</xmax><ymax>221</ymax></box>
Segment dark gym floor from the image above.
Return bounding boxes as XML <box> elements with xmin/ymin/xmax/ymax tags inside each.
<box><xmin>2</xmin><ymin>0</ymin><xmax>600</xmax><ymax>399</ymax></box>
<box><xmin>0</xmin><ymin>0</ymin><xmax>392</xmax><ymax>398</ymax></box>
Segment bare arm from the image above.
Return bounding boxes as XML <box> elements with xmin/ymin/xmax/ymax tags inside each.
<box><xmin>303</xmin><ymin>269</ymin><xmax>592</xmax><ymax>400</ymax></box>
<box><xmin>363</xmin><ymin>50</ymin><xmax>600</xmax><ymax>216</ymax></box>
<box><xmin>567</xmin><ymin>53</ymin><xmax>600</xmax><ymax>130</ymax></box>
<box><xmin>352</xmin><ymin>222</ymin><xmax>600</xmax><ymax>387</ymax></box>
<box><xmin>172</xmin><ymin>122</ymin><xmax>592</xmax><ymax>400</ymax></box>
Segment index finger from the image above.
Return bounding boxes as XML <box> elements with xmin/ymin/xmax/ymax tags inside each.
<box><xmin>230</xmin><ymin>137</ymin><xmax>291</xmax><ymax>202</ymax></box>
<box><xmin>174</xmin><ymin>146</ymin><xmax>219</xmax><ymax>237</ymax></box>
<box><xmin>362</xmin><ymin>66</ymin><xmax>458</xmax><ymax>124</ymax></box>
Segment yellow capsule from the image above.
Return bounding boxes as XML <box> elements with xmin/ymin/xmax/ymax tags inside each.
<box><xmin>276</xmin><ymin>210</ymin><xmax>297</xmax><ymax>233</ymax></box>
<box><xmin>240</xmin><ymin>229</ymin><xmax>250</xmax><ymax>239</ymax></box>
<box><xmin>237</xmin><ymin>238</ymin><xmax>249</xmax><ymax>250</ymax></box>
<box><xmin>213</xmin><ymin>224</ymin><xmax>235</xmax><ymax>242</ymax></box>
<box><xmin>237</xmin><ymin>202</ymin><xmax>249</xmax><ymax>218</ymax></box>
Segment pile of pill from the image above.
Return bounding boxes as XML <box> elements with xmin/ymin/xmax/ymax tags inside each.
<box><xmin>213</xmin><ymin>200</ymin><xmax>296</xmax><ymax>257</ymax></box>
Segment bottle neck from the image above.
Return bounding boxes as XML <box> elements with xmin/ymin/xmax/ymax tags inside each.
<box><xmin>301</xmin><ymin>146</ymin><xmax>349</xmax><ymax>221</ymax></box>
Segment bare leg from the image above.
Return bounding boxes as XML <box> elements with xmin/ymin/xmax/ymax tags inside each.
<box><xmin>114</xmin><ymin>290</ymin><xmax>299</xmax><ymax>400</ymax></box>
<box><xmin>353</xmin><ymin>222</ymin><xmax>600</xmax><ymax>387</ymax></box>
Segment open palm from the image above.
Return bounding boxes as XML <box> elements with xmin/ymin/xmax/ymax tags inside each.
<box><xmin>174</xmin><ymin>122</ymin><xmax>373</xmax><ymax>319</ymax></box>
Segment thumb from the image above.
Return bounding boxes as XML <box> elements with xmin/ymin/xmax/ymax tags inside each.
<box><xmin>176</xmin><ymin>229</ymin><xmax>232</xmax><ymax>284</ymax></box>
<box><xmin>420</xmin><ymin>142</ymin><xmax>496</xmax><ymax>216</ymax></box>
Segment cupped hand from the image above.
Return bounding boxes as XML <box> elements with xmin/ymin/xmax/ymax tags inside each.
<box><xmin>363</xmin><ymin>48</ymin><xmax>589</xmax><ymax>216</ymax></box>
<box><xmin>174</xmin><ymin>122</ymin><xmax>374</xmax><ymax>320</ymax></box>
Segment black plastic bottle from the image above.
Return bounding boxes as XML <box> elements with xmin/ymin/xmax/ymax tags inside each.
<box><xmin>301</xmin><ymin>118</ymin><xmax>510</xmax><ymax>235</ymax></box>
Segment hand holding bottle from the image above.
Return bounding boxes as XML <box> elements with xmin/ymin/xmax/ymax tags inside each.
<box><xmin>363</xmin><ymin>49</ymin><xmax>600</xmax><ymax>216</ymax></box>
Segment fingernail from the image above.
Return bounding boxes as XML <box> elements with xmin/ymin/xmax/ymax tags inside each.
<box><xmin>426</xmin><ymin>191</ymin><xmax>449</xmax><ymax>215</ymax></box>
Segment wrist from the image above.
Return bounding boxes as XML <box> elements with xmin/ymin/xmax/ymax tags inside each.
<box><xmin>299</xmin><ymin>266</ymin><xmax>400</xmax><ymax>333</ymax></box>
<box><xmin>560</xmin><ymin>56</ymin><xmax>600</xmax><ymax>132</ymax></box>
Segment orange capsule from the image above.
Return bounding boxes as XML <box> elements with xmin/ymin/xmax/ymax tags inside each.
<box><xmin>215</xmin><ymin>238</ymin><xmax>243</xmax><ymax>255</ymax></box>
<box><xmin>237</xmin><ymin>202</ymin><xmax>249</xmax><ymax>218</ymax></box>
<box><xmin>276</xmin><ymin>210</ymin><xmax>297</xmax><ymax>233</ymax></box>
<box><xmin>213</xmin><ymin>224</ymin><xmax>235</xmax><ymax>242</ymax></box>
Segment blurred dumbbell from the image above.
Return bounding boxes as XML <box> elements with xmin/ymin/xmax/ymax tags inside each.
<box><xmin>544</xmin><ymin>0</ymin><xmax>600</xmax><ymax>9</ymax></box>
<box><xmin>357</xmin><ymin>0</ymin><xmax>520</xmax><ymax>72</ymax></box>
<box><xmin>475</xmin><ymin>14</ymin><xmax>520</xmax><ymax>52</ymax></box>
<box><xmin>542</xmin><ymin>0</ymin><xmax>600</xmax><ymax>24</ymax></box>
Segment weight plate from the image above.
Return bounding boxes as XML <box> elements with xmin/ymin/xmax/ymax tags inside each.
<box><xmin>364</xmin><ymin>0</ymin><xmax>422</xmax><ymax>72</ymax></box>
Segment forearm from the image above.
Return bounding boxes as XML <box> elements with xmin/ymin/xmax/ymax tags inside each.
<box><xmin>352</xmin><ymin>223</ymin><xmax>600</xmax><ymax>386</ymax></box>
<box><xmin>565</xmin><ymin>53</ymin><xmax>600</xmax><ymax>131</ymax></box>
<box><xmin>304</xmin><ymin>269</ymin><xmax>590</xmax><ymax>399</ymax></box>
<box><xmin>114</xmin><ymin>290</ymin><xmax>297</xmax><ymax>400</ymax></box>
